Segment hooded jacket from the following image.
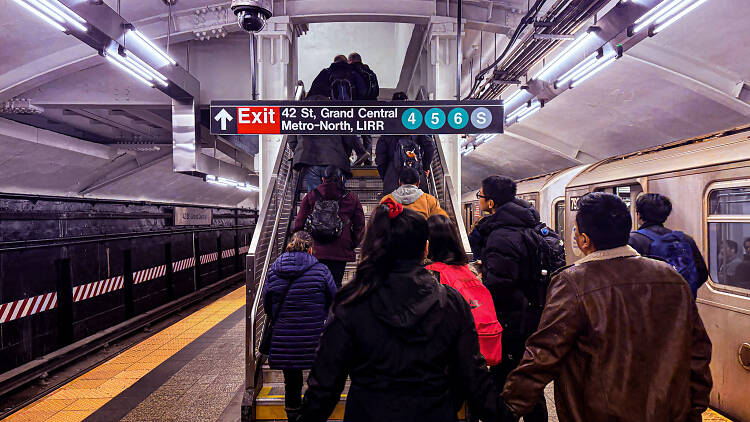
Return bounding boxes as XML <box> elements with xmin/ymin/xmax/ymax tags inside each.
<box><xmin>293</xmin><ymin>181</ymin><xmax>365</xmax><ymax>262</ymax></box>
<box><xmin>263</xmin><ymin>252</ymin><xmax>337</xmax><ymax>369</ymax></box>
<box><xmin>380</xmin><ymin>184</ymin><xmax>447</xmax><ymax>219</ymax></box>
<box><xmin>375</xmin><ymin>135</ymin><xmax>435</xmax><ymax>195</ymax></box>
<box><xmin>475</xmin><ymin>198</ymin><xmax>542</xmax><ymax>360</ymax></box>
<box><xmin>299</xmin><ymin>260</ymin><xmax>506</xmax><ymax>422</ymax></box>
<box><xmin>502</xmin><ymin>246</ymin><xmax>712</xmax><ymax>422</ymax></box>
<box><xmin>351</xmin><ymin>62</ymin><xmax>379</xmax><ymax>100</ymax></box>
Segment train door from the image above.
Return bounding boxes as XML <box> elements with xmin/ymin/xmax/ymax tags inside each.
<box><xmin>463</xmin><ymin>203</ymin><xmax>474</xmax><ymax>232</ymax></box>
<box><xmin>552</xmin><ymin>198</ymin><xmax>565</xmax><ymax>239</ymax></box>
<box><xmin>701</xmin><ymin>181</ymin><xmax>750</xmax><ymax>420</ymax></box>
<box><xmin>599</xmin><ymin>184</ymin><xmax>643</xmax><ymax>230</ymax></box>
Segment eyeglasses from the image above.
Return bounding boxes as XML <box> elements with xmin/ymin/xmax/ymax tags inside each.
<box><xmin>476</xmin><ymin>191</ymin><xmax>487</xmax><ymax>199</ymax></box>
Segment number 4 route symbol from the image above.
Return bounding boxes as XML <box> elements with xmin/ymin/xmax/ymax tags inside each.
<box><xmin>215</xmin><ymin>108</ymin><xmax>233</xmax><ymax>131</ymax></box>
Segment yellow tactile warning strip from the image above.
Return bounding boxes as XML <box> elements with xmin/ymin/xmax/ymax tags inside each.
<box><xmin>703</xmin><ymin>409</ymin><xmax>733</xmax><ymax>421</ymax></box>
<box><xmin>3</xmin><ymin>286</ymin><xmax>245</xmax><ymax>422</ymax></box>
<box><xmin>256</xmin><ymin>384</ymin><xmax>346</xmax><ymax>420</ymax></box>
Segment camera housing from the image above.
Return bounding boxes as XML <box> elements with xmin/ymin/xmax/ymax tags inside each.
<box><xmin>230</xmin><ymin>0</ymin><xmax>272</xmax><ymax>33</ymax></box>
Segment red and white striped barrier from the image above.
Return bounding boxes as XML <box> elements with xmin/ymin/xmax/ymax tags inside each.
<box><xmin>172</xmin><ymin>257</ymin><xmax>196</xmax><ymax>272</ymax></box>
<box><xmin>0</xmin><ymin>292</ymin><xmax>57</xmax><ymax>324</ymax></box>
<box><xmin>73</xmin><ymin>276</ymin><xmax>124</xmax><ymax>302</ymax></box>
<box><xmin>0</xmin><ymin>245</ymin><xmax>248</xmax><ymax>325</ymax></box>
<box><xmin>200</xmin><ymin>252</ymin><xmax>219</xmax><ymax>265</ymax></box>
<box><xmin>133</xmin><ymin>265</ymin><xmax>167</xmax><ymax>285</ymax></box>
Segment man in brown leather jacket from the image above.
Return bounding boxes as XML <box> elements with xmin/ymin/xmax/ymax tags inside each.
<box><xmin>501</xmin><ymin>192</ymin><xmax>712</xmax><ymax>422</ymax></box>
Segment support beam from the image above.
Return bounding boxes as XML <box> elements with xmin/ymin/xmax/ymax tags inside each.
<box><xmin>501</xmin><ymin>130</ymin><xmax>590</xmax><ymax>164</ymax></box>
<box><xmin>396</xmin><ymin>24</ymin><xmax>431</xmax><ymax>94</ymax></box>
<box><xmin>63</xmin><ymin>109</ymin><xmax>154</xmax><ymax>138</ymax></box>
<box><xmin>79</xmin><ymin>151</ymin><xmax>172</xmax><ymax>195</ymax></box>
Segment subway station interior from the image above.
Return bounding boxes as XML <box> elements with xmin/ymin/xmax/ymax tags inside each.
<box><xmin>0</xmin><ymin>0</ymin><xmax>749</xmax><ymax>421</ymax></box>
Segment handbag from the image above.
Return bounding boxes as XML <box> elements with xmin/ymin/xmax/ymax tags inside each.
<box><xmin>259</xmin><ymin>278</ymin><xmax>294</xmax><ymax>355</ymax></box>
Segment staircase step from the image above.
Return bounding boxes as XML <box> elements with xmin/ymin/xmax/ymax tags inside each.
<box><xmin>255</xmin><ymin>378</ymin><xmax>349</xmax><ymax>421</ymax></box>
<box><xmin>350</xmin><ymin>167</ymin><xmax>380</xmax><ymax>178</ymax></box>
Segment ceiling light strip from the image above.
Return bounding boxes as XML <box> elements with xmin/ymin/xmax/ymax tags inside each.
<box><xmin>130</xmin><ymin>29</ymin><xmax>177</xmax><ymax>66</ymax></box>
<box><xmin>105</xmin><ymin>54</ymin><xmax>154</xmax><ymax>87</ymax></box>
<box><xmin>533</xmin><ymin>31</ymin><xmax>594</xmax><ymax>80</ymax></box>
<box><xmin>634</xmin><ymin>0</ymin><xmax>687</xmax><ymax>33</ymax></box>
<box><xmin>12</xmin><ymin>0</ymin><xmax>66</xmax><ymax>31</ymax></box>
<box><xmin>555</xmin><ymin>53</ymin><xmax>598</xmax><ymax>87</ymax></box>
<box><xmin>653</xmin><ymin>0</ymin><xmax>708</xmax><ymax>33</ymax></box>
<box><xmin>570</xmin><ymin>55</ymin><xmax>617</xmax><ymax>88</ymax></box>
<box><xmin>35</xmin><ymin>0</ymin><xmax>87</xmax><ymax>31</ymax></box>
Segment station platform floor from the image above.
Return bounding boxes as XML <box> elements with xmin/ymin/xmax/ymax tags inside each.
<box><xmin>1</xmin><ymin>286</ymin><xmax>734</xmax><ymax>422</ymax></box>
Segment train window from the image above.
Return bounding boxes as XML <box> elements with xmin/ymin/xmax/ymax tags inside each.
<box><xmin>615</xmin><ymin>186</ymin><xmax>632</xmax><ymax>209</ymax></box>
<box><xmin>709</xmin><ymin>187</ymin><xmax>750</xmax><ymax>215</ymax></box>
<box><xmin>553</xmin><ymin>199</ymin><xmax>565</xmax><ymax>238</ymax></box>
<box><xmin>707</xmin><ymin>186</ymin><xmax>750</xmax><ymax>291</ymax></box>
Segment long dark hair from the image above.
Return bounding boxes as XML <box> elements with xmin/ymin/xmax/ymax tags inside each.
<box><xmin>427</xmin><ymin>214</ymin><xmax>468</xmax><ymax>266</ymax></box>
<box><xmin>334</xmin><ymin>206</ymin><xmax>428</xmax><ymax>308</ymax></box>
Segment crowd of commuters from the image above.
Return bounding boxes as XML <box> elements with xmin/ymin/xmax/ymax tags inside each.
<box><xmin>266</xmin><ymin>136</ymin><xmax>715</xmax><ymax>421</ymax></box>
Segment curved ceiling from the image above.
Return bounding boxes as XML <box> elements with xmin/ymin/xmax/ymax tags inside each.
<box><xmin>1</xmin><ymin>0</ymin><xmax>748</xmax><ymax>196</ymax></box>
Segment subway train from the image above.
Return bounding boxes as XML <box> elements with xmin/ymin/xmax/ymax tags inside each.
<box><xmin>462</xmin><ymin>126</ymin><xmax>750</xmax><ymax>421</ymax></box>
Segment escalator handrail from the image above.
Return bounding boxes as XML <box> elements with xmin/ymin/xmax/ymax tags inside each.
<box><xmin>430</xmin><ymin>134</ymin><xmax>473</xmax><ymax>257</ymax></box>
<box><xmin>246</xmin><ymin>81</ymin><xmax>305</xmax><ymax>393</ymax></box>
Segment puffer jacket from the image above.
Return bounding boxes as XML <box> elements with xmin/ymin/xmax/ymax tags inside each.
<box><xmin>375</xmin><ymin>135</ymin><xmax>435</xmax><ymax>195</ymax></box>
<box><xmin>263</xmin><ymin>252</ymin><xmax>337</xmax><ymax>370</ymax></box>
<box><xmin>475</xmin><ymin>198</ymin><xmax>542</xmax><ymax>361</ymax></box>
<box><xmin>299</xmin><ymin>260</ymin><xmax>506</xmax><ymax>422</ymax></box>
<box><xmin>502</xmin><ymin>246</ymin><xmax>712</xmax><ymax>422</ymax></box>
<box><xmin>293</xmin><ymin>181</ymin><xmax>365</xmax><ymax>262</ymax></box>
<box><xmin>380</xmin><ymin>184</ymin><xmax>447</xmax><ymax>219</ymax></box>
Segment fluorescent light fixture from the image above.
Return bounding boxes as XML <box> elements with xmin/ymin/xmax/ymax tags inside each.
<box><xmin>237</xmin><ymin>183</ymin><xmax>260</xmax><ymax>192</ymax></box>
<box><xmin>129</xmin><ymin>29</ymin><xmax>177</xmax><ymax>66</ymax></box>
<box><xmin>124</xmin><ymin>53</ymin><xmax>169</xmax><ymax>86</ymax></box>
<box><xmin>569</xmin><ymin>55</ymin><xmax>617</xmax><ymax>88</ymax></box>
<box><xmin>34</xmin><ymin>0</ymin><xmax>87</xmax><ymax>32</ymax></box>
<box><xmin>104</xmin><ymin>45</ymin><xmax>169</xmax><ymax>88</ymax></box>
<box><xmin>634</xmin><ymin>0</ymin><xmax>695</xmax><ymax>33</ymax></box>
<box><xmin>12</xmin><ymin>0</ymin><xmax>66</xmax><ymax>31</ymax></box>
<box><xmin>555</xmin><ymin>53</ymin><xmax>598</xmax><ymax>87</ymax></box>
<box><xmin>505</xmin><ymin>101</ymin><xmax>535</xmax><ymax>121</ymax></box>
<box><xmin>516</xmin><ymin>102</ymin><xmax>542</xmax><ymax>122</ymax></box>
<box><xmin>205</xmin><ymin>175</ymin><xmax>258</xmax><ymax>192</ymax></box>
<box><xmin>105</xmin><ymin>54</ymin><xmax>154</xmax><ymax>87</ymax></box>
<box><xmin>653</xmin><ymin>0</ymin><xmax>708</xmax><ymax>34</ymax></box>
<box><xmin>504</xmin><ymin>89</ymin><xmax>525</xmax><ymax>105</ymax></box>
<box><xmin>533</xmin><ymin>31</ymin><xmax>594</xmax><ymax>80</ymax></box>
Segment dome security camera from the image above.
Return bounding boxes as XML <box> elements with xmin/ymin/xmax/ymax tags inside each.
<box><xmin>230</xmin><ymin>0</ymin><xmax>272</xmax><ymax>33</ymax></box>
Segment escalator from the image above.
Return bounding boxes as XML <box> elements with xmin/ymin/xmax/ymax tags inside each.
<box><xmin>242</xmin><ymin>88</ymin><xmax>471</xmax><ymax>421</ymax></box>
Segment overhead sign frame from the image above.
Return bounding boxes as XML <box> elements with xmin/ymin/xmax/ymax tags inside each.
<box><xmin>209</xmin><ymin>100</ymin><xmax>503</xmax><ymax>136</ymax></box>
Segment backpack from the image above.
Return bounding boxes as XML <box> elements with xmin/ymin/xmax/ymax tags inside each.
<box><xmin>636</xmin><ymin>229</ymin><xmax>700</xmax><ymax>297</ymax></box>
<box><xmin>426</xmin><ymin>262</ymin><xmax>503</xmax><ymax>366</ymax></box>
<box><xmin>393</xmin><ymin>136</ymin><xmax>424</xmax><ymax>174</ymax></box>
<box><xmin>520</xmin><ymin>223</ymin><xmax>567</xmax><ymax>309</ymax></box>
<box><xmin>354</xmin><ymin>64</ymin><xmax>379</xmax><ymax>100</ymax></box>
<box><xmin>304</xmin><ymin>190</ymin><xmax>348</xmax><ymax>243</ymax></box>
<box><xmin>329</xmin><ymin>67</ymin><xmax>355</xmax><ymax>101</ymax></box>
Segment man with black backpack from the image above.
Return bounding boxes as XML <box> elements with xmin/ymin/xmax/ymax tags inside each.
<box><xmin>472</xmin><ymin>175</ymin><xmax>565</xmax><ymax>422</ymax></box>
<box><xmin>628</xmin><ymin>193</ymin><xmax>708</xmax><ymax>297</ymax></box>
<box><xmin>376</xmin><ymin>93</ymin><xmax>435</xmax><ymax>195</ymax></box>
<box><xmin>307</xmin><ymin>55</ymin><xmax>367</xmax><ymax>101</ymax></box>
<box><xmin>293</xmin><ymin>166</ymin><xmax>365</xmax><ymax>288</ymax></box>
<box><xmin>349</xmin><ymin>52</ymin><xmax>379</xmax><ymax>165</ymax></box>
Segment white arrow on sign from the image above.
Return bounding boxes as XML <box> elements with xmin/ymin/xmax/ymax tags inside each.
<box><xmin>214</xmin><ymin>108</ymin><xmax>233</xmax><ymax>131</ymax></box>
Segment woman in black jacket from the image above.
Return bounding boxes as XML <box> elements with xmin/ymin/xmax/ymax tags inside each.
<box><xmin>297</xmin><ymin>199</ymin><xmax>509</xmax><ymax>422</ymax></box>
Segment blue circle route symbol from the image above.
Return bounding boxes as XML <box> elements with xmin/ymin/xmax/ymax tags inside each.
<box><xmin>425</xmin><ymin>108</ymin><xmax>446</xmax><ymax>130</ymax></box>
<box><xmin>448</xmin><ymin>108</ymin><xmax>469</xmax><ymax>130</ymax></box>
<box><xmin>402</xmin><ymin>108</ymin><xmax>423</xmax><ymax>130</ymax></box>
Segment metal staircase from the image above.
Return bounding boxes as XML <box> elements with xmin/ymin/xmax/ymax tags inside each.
<box><xmin>241</xmin><ymin>87</ymin><xmax>471</xmax><ymax>422</ymax></box>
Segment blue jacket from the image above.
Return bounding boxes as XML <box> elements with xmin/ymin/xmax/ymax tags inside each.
<box><xmin>263</xmin><ymin>252</ymin><xmax>337</xmax><ymax>369</ymax></box>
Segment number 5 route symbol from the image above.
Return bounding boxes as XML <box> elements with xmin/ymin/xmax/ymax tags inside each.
<box><xmin>402</xmin><ymin>108</ymin><xmax>423</xmax><ymax>130</ymax></box>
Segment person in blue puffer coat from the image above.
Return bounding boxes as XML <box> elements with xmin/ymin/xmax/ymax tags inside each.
<box><xmin>263</xmin><ymin>231</ymin><xmax>337</xmax><ymax>421</ymax></box>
